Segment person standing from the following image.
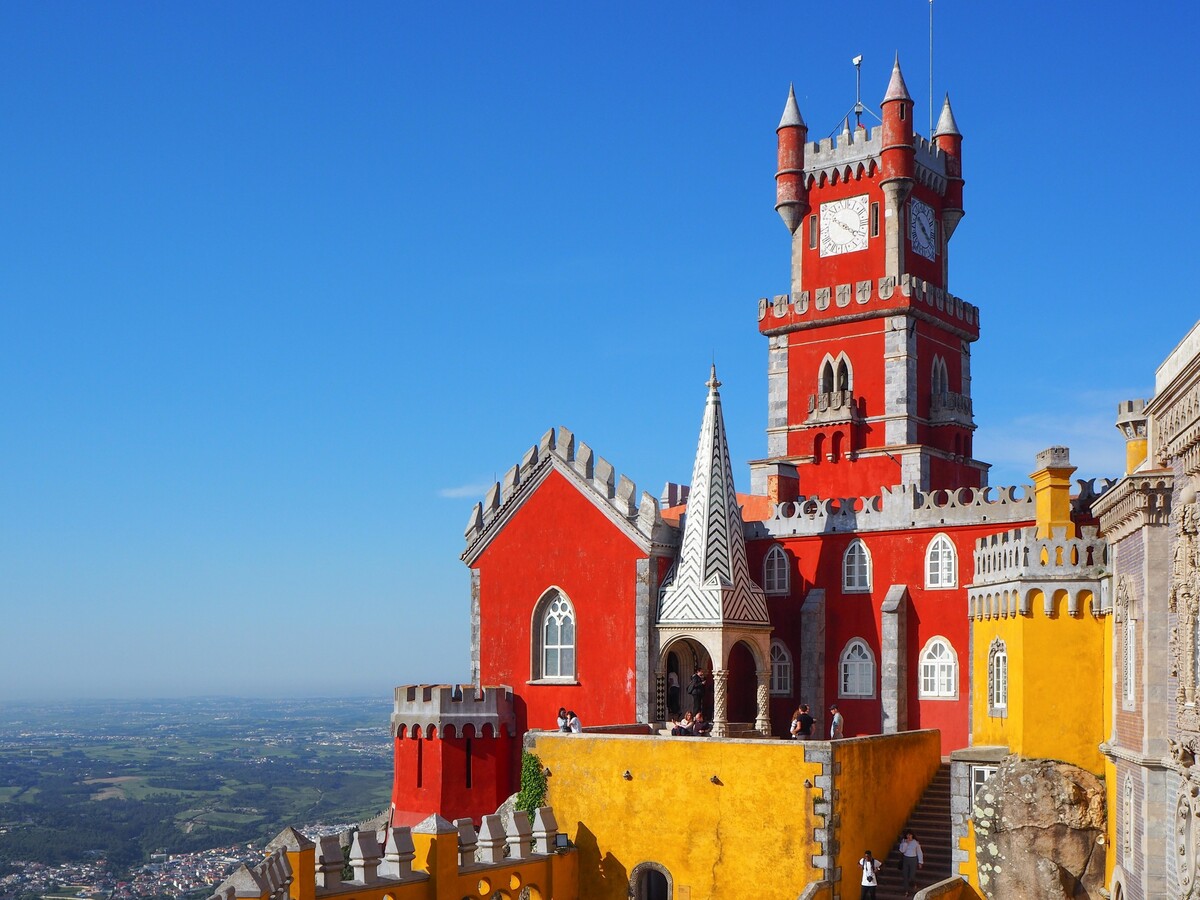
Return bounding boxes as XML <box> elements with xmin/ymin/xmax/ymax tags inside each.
<box><xmin>829</xmin><ymin>704</ymin><xmax>845</xmax><ymax>739</ymax></box>
<box><xmin>556</xmin><ymin>707</ymin><xmax>569</xmax><ymax>732</ymax></box>
<box><xmin>687</xmin><ymin>668</ymin><xmax>705</xmax><ymax>714</ymax></box>
<box><xmin>898</xmin><ymin>830</ymin><xmax>924</xmax><ymax>896</ymax></box>
<box><xmin>858</xmin><ymin>850</ymin><xmax>881</xmax><ymax>899</ymax></box>
<box><xmin>797</xmin><ymin>704</ymin><xmax>814</xmax><ymax>740</ymax></box>
<box><xmin>667</xmin><ymin>670</ymin><xmax>680</xmax><ymax>716</ymax></box>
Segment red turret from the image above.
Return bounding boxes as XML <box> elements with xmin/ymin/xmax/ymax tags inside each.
<box><xmin>934</xmin><ymin>94</ymin><xmax>965</xmax><ymax>241</ymax></box>
<box><xmin>775</xmin><ymin>84</ymin><xmax>808</xmax><ymax>234</ymax></box>
<box><xmin>879</xmin><ymin>55</ymin><xmax>914</xmax><ymax>187</ymax></box>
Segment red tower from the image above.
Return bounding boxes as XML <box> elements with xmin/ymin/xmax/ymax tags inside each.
<box><xmin>754</xmin><ymin>58</ymin><xmax>982</xmax><ymax>499</ymax></box>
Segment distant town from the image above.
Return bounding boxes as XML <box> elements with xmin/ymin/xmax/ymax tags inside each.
<box><xmin>0</xmin><ymin>697</ymin><xmax>394</xmax><ymax>899</ymax></box>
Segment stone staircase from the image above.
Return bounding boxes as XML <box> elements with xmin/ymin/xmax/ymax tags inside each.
<box><xmin>875</xmin><ymin>763</ymin><xmax>953</xmax><ymax>899</ymax></box>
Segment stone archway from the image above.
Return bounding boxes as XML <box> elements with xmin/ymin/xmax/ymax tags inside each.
<box><xmin>629</xmin><ymin>861</ymin><xmax>672</xmax><ymax>900</ymax></box>
<box><xmin>655</xmin><ymin>636</ymin><xmax>712</xmax><ymax>721</ymax></box>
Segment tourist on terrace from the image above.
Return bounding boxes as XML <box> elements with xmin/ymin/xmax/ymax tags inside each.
<box><xmin>567</xmin><ymin>710</ymin><xmax>582</xmax><ymax>733</ymax></box>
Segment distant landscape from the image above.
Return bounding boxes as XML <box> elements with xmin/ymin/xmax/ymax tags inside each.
<box><xmin>0</xmin><ymin>697</ymin><xmax>394</xmax><ymax>897</ymax></box>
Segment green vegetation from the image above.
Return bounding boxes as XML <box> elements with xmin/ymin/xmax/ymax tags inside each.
<box><xmin>515</xmin><ymin>751</ymin><xmax>547</xmax><ymax>815</ymax></box>
<box><xmin>0</xmin><ymin>697</ymin><xmax>393</xmax><ymax>872</ymax></box>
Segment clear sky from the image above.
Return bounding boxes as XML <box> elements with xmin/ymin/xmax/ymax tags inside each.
<box><xmin>2</xmin><ymin>2</ymin><xmax>1197</xmax><ymax>701</ymax></box>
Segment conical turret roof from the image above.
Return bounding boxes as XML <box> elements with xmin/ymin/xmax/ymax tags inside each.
<box><xmin>657</xmin><ymin>367</ymin><xmax>770</xmax><ymax>626</ymax></box>
<box><xmin>778</xmin><ymin>83</ymin><xmax>805</xmax><ymax>130</ymax></box>
<box><xmin>934</xmin><ymin>93</ymin><xmax>961</xmax><ymax>137</ymax></box>
<box><xmin>883</xmin><ymin>54</ymin><xmax>912</xmax><ymax>103</ymax></box>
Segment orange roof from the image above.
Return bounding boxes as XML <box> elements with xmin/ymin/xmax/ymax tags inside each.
<box><xmin>659</xmin><ymin>492</ymin><xmax>772</xmax><ymax>527</ymax></box>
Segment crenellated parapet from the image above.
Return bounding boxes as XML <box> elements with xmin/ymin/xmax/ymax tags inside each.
<box><xmin>391</xmin><ymin>684</ymin><xmax>517</xmax><ymax>739</ymax></box>
<box><xmin>757</xmin><ymin>273</ymin><xmax>979</xmax><ymax>338</ymax></box>
<box><xmin>211</xmin><ymin>812</ymin><xmax>570</xmax><ymax>900</ymax></box>
<box><xmin>1092</xmin><ymin>473</ymin><xmax>1173</xmax><ymax>544</ymax></box>
<box><xmin>799</xmin><ymin>125</ymin><xmax>948</xmax><ymax>195</ymax></box>
<box><xmin>967</xmin><ymin>526</ymin><xmax>1108</xmax><ymax>619</ymax></box>
<box><xmin>462</xmin><ymin>426</ymin><xmax>679</xmax><ymax>565</ymax></box>
<box><xmin>751</xmin><ymin>482</ymin><xmax>1035</xmax><ymax>538</ymax></box>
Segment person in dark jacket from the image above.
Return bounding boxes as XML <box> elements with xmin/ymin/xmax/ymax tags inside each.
<box><xmin>687</xmin><ymin>668</ymin><xmax>705</xmax><ymax>714</ymax></box>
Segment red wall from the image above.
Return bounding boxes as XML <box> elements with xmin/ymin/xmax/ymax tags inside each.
<box><xmin>474</xmin><ymin>468</ymin><xmax>650</xmax><ymax>736</ymax></box>
<box><xmin>391</xmin><ymin>725</ymin><xmax>514</xmax><ymax>826</ymax></box>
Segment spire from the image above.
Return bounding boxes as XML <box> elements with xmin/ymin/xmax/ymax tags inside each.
<box><xmin>657</xmin><ymin>369</ymin><xmax>770</xmax><ymax>626</ymax></box>
<box><xmin>934</xmin><ymin>93</ymin><xmax>961</xmax><ymax>137</ymax></box>
<box><xmin>883</xmin><ymin>53</ymin><xmax>912</xmax><ymax>103</ymax></box>
<box><xmin>778</xmin><ymin>83</ymin><xmax>805</xmax><ymax>130</ymax></box>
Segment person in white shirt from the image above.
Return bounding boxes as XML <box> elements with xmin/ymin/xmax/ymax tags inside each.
<box><xmin>829</xmin><ymin>704</ymin><xmax>845</xmax><ymax>739</ymax></box>
<box><xmin>898</xmin><ymin>830</ymin><xmax>924</xmax><ymax>896</ymax></box>
<box><xmin>857</xmin><ymin>850</ymin><xmax>881</xmax><ymax>899</ymax></box>
<box><xmin>567</xmin><ymin>711</ymin><xmax>582</xmax><ymax>733</ymax></box>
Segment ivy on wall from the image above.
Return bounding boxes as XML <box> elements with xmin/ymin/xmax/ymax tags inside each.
<box><xmin>515</xmin><ymin>751</ymin><xmax>547</xmax><ymax>814</ymax></box>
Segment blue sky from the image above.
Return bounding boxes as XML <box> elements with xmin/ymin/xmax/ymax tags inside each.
<box><xmin>2</xmin><ymin>2</ymin><xmax>1196</xmax><ymax>700</ymax></box>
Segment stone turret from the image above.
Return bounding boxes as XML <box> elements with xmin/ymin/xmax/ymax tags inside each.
<box><xmin>880</xmin><ymin>55</ymin><xmax>915</xmax><ymax>280</ymax></box>
<box><xmin>775</xmin><ymin>84</ymin><xmax>808</xmax><ymax>234</ymax></box>
<box><xmin>1115</xmin><ymin>399</ymin><xmax>1150</xmax><ymax>474</ymax></box>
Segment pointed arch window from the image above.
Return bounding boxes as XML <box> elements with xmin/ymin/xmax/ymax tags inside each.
<box><xmin>932</xmin><ymin>355</ymin><xmax>948</xmax><ymax>396</ymax></box>
<box><xmin>987</xmin><ymin>638</ymin><xmax>1008</xmax><ymax>716</ymax></box>
<box><xmin>842</xmin><ymin>539</ymin><xmax>871</xmax><ymax>593</ymax></box>
<box><xmin>763</xmin><ymin>545</ymin><xmax>789</xmax><ymax>594</ymax></box>
<box><xmin>532</xmin><ymin>589</ymin><xmax>576</xmax><ymax>682</ymax></box>
<box><xmin>919</xmin><ymin>637</ymin><xmax>958</xmax><ymax>699</ymax></box>
<box><xmin>925</xmin><ymin>533</ymin><xmax>958</xmax><ymax>588</ymax></box>
<box><xmin>820</xmin><ymin>360</ymin><xmax>835</xmax><ymax>394</ymax></box>
<box><xmin>769</xmin><ymin>640</ymin><xmax>793</xmax><ymax>696</ymax></box>
<box><xmin>835</xmin><ymin>358</ymin><xmax>851</xmax><ymax>392</ymax></box>
<box><xmin>840</xmin><ymin>639</ymin><xmax>875</xmax><ymax>698</ymax></box>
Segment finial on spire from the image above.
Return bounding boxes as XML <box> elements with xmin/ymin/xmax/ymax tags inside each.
<box><xmin>778</xmin><ymin>84</ymin><xmax>805</xmax><ymax>130</ymax></box>
<box><xmin>883</xmin><ymin>53</ymin><xmax>912</xmax><ymax>103</ymax></box>
<box><xmin>707</xmin><ymin>364</ymin><xmax>722</xmax><ymax>391</ymax></box>
<box><xmin>934</xmin><ymin>93</ymin><xmax>961</xmax><ymax>137</ymax></box>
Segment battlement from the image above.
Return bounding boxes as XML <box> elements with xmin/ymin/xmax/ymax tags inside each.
<box><xmin>463</xmin><ymin>425</ymin><xmax>676</xmax><ymax>562</ymax></box>
<box><xmin>753</xmin><ymin>482</ymin><xmax>1035</xmax><ymax>538</ymax></box>
<box><xmin>801</xmin><ymin>126</ymin><xmax>947</xmax><ymax>194</ymax></box>
<box><xmin>967</xmin><ymin>526</ymin><xmax>1109</xmax><ymax>619</ymax></box>
<box><xmin>211</xmin><ymin>811</ymin><xmax>569</xmax><ymax>900</ymax></box>
<box><xmin>757</xmin><ymin>273</ymin><xmax>979</xmax><ymax>334</ymax></box>
<box><xmin>391</xmin><ymin>684</ymin><xmax>517</xmax><ymax>739</ymax></box>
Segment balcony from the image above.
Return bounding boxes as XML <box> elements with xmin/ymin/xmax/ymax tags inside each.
<box><xmin>930</xmin><ymin>390</ymin><xmax>974</xmax><ymax>427</ymax></box>
<box><xmin>807</xmin><ymin>390</ymin><xmax>861</xmax><ymax>425</ymax></box>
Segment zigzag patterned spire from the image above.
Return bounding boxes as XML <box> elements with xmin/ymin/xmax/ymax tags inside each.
<box><xmin>657</xmin><ymin>367</ymin><xmax>770</xmax><ymax>625</ymax></box>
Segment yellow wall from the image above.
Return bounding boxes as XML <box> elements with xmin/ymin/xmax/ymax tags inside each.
<box><xmin>971</xmin><ymin>615</ymin><xmax>1024</xmax><ymax>751</ymax></box>
<box><xmin>529</xmin><ymin>730</ymin><xmax>941</xmax><ymax>900</ymax></box>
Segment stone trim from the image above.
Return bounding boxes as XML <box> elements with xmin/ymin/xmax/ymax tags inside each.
<box><xmin>880</xmin><ymin>585</ymin><xmax>910</xmax><ymax>733</ymax></box>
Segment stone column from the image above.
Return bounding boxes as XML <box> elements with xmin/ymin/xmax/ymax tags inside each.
<box><xmin>655</xmin><ymin>672</ymin><xmax>666</xmax><ymax>723</ymax></box>
<box><xmin>755</xmin><ymin>670</ymin><xmax>771</xmax><ymax>735</ymax></box>
<box><xmin>800</xmin><ymin>589</ymin><xmax>827</xmax><ymax>713</ymax></box>
<box><xmin>713</xmin><ymin>669</ymin><xmax>729</xmax><ymax>738</ymax></box>
<box><xmin>881</xmin><ymin>585</ymin><xmax>910</xmax><ymax>734</ymax></box>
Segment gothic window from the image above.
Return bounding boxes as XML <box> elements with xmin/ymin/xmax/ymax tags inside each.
<box><xmin>835</xmin><ymin>358</ymin><xmax>850</xmax><ymax>392</ymax></box>
<box><xmin>919</xmin><ymin>637</ymin><xmax>958</xmax><ymax>699</ymax></box>
<box><xmin>842</xmin><ymin>539</ymin><xmax>871</xmax><ymax>593</ymax></box>
<box><xmin>1122</xmin><ymin>612</ymin><xmax>1135</xmax><ymax>708</ymax></box>
<box><xmin>763</xmin><ymin>545</ymin><xmax>789</xmax><ymax>594</ymax></box>
<box><xmin>931</xmin><ymin>355</ymin><xmax>949</xmax><ymax>396</ymax></box>
<box><xmin>532</xmin><ymin>589</ymin><xmax>576</xmax><ymax>681</ymax></box>
<box><xmin>1123</xmin><ymin>775</ymin><xmax>1134</xmax><ymax>856</ymax></box>
<box><xmin>870</xmin><ymin>202</ymin><xmax>880</xmax><ymax>237</ymax></box>
<box><xmin>988</xmin><ymin>639</ymin><xmax>1008</xmax><ymax>715</ymax></box>
<box><xmin>925</xmin><ymin>533</ymin><xmax>958</xmax><ymax>588</ymax></box>
<box><xmin>769</xmin><ymin>640</ymin><xmax>793</xmax><ymax>696</ymax></box>
<box><xmin>808</xmin><ymin>214</ymin><xmax>818</xmax><ymax>250</ymax></box>
<box><xmin>840</xmin><ymin>638</ymin><xmax>875</xmax><ymax>697</ymax></box>
<box><xmin>820</xmin><ymin>360</ymin><xmax>835</xmax><ymax>394</ymax></box>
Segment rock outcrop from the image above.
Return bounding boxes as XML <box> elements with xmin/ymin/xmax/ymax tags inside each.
<box><xmin>973</xmin><ymin>756</ymin><xmax>1106</xmax><ymax>899</ymax></box>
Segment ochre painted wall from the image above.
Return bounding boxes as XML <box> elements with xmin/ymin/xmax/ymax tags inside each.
<box><xmin>529</xmin><ymin>730</ymin><xmax>941</xmax><ymax>900</ymax></box>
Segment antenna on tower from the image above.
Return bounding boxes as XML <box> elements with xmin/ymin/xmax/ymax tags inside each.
<box><xmin>929</xmin><ymin>0</ymin><xmax>935</xmax><ymax>135</ymax></box>
<box><xmin>831</xmin><ymin>54</ymin><xmax>879</xmax><ymax>138</ymax></box>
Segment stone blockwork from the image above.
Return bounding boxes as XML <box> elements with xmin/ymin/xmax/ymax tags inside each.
<box><xmin>972</xmin><ymin>757</ymin><xmax>1106</xmax><ymax>900</ymax></box>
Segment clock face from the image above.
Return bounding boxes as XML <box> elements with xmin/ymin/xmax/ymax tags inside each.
<box><xmin>909</xmin><ymin>198</ymin><xmax>938</xmax><ymax>261</ymax></box>
<box><xmin>819</xmin><ymin>195</ymin><xmax>869</xmax><ymax>257</ymax></box>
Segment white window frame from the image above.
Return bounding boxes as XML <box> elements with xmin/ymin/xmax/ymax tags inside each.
<box><xmin>839</xmin><ymin>638</ymin><xmax>875</xmax><ymax>698</ymax></box>
<box><xmin>763</xmin><ymin>545</ymin><xmax>789</xmax><ymax>595</ymax></box>
<box><xmin>925</xmin><ymin>533</ymin><xmax>958</xmax><ymax>589</ymax></box>
<box><xmin>918</xmin><ymin>636</ymin><xmax>958</xmax><ymax>699</ymax></box>
<box><xmin>842</xmin><ymin>539</ymin><xmax>871</xmax><ymax>593</ymax></box>
<box><xmin>987</xmin><ymin>638</ymin><xmax>1008</xmax><ymax>715</ymax></box>
<box><xmin>531</xmin><ymin>588</ymin><xmax>577</xmax><ymax>683</ymax></box>
<box><xmin>769</xmin><ymin>640</ymin><xmax>793</xmax><ymax>696</ymax></box>
<box><xmin>970</xmin><ymin>764</ymin><xmax>998</xmax><ymax>802</ymax></box>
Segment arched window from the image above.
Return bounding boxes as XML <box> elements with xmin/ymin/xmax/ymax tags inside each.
<box><xmin>835</xmin><ymin>358</ymin><xmax>850</xmax><ymax>392</ymax></box>
<box><xmin>769</xmin><ymin>640</ymin><xmax>793</xmax><ymax>696</ymax></box>
<box><xmin>919</xmin><ymin>637</ymin><xmax>958</xmax><ymax>699</ymax></box>
<box><xmin>842</xmin><ymin>539</ymin><xmax>871</xmax><ymax>593</ymax></box>
<box><xmin>931</xmin><ymin>355</ymin><xmax>947</xmax><ymax>396</ymax></box>
<box><xmin>763</xmin><ymin>545</ymin><xmax>789</xmax><ymax>594</ymax></box>
<box><xmin>839</xmin><ymin>639</ymin><xmax>875</xmax><ymax>697</ymax></box>
<box><xmin>532</xmin><ymin>589</ymin><xmax>576</xmax><ymax>681</ymax></box>
<box><xmin>987</xmin><ymin>639</ymin><xmax>1007</xmax><ymax>715</ymax></box>
<box><xmin>925</xmin><ymin>534</ymin><xmax>958</xmax><ymax>588</ymax></box>
<box><xmin>820</xmin><ymin>360</ymin><xmax>835</xmax><ymax>394</ymax></box>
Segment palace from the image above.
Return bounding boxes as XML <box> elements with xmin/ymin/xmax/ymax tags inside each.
<box><xmin>212</xmin><ymin>57</ymin><xmax>1200</xmax><ymax>900</ymax></box>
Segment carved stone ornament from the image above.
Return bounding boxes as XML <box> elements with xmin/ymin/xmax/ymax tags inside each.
<box><xmin>835</xmin><ymin>283</ymin><xmax>851</xmax><ymax>308</ymax></box>
<box><xmin>772</xmin><ymin>294</ymin><xmax>789</xmax><ymax>318</ymax></box>
<box><xmin>757</xmin><ymin>297</ymin><xmax>768</xmax><ymax>321</ymax></box>
<box><xmin>1178</xmin><ymin>785</ymin><xmax>1200</xmax><ymax>899</ymax></box>
<box><xmin>878</xmin><ymin>276</ymin><xmax>895</xmax><ymax>300</ymax></box>
<box><xmin>815</xmin><ymin>287</ymin><xmax>831</xmax><ymax>310</ymax></box>
<box><xmin>1171</xmin><ymin>486</ymin><xmax>1200</xmax><ymax>719</ymax></box>
<box><xmin>855</xmin><ymin>280</ymin><xmax>871</xmax><ymax>304</ymax></box>
<box><xmin>795</xmin><ymin>291</ymin><xmax>810</xmax><ymax>314</ymax></box>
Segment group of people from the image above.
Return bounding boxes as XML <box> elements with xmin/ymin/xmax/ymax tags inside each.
<box><xmin>858</xmin><ymin>831</ymin><xmax>924</xmax><ymax>898</ymax></box>
<box><xmin>787</xmin><ymin>703</ymin><xmax>844</xmax><ymax>740</ymax></box>
<box><xmin>667</xmin><ymin>709</ymin><xmax>712</xmax><ymax>737</ymax></box>
<box><xmin>555</xmin><ymin>708</ymin><xmax>582</xmax><ymax>733</ymax></box>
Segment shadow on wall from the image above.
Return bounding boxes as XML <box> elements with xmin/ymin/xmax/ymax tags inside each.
<box><xmin>573</xmin><ymin>822</ymin><xmax>628</xmax><ymax>895</ymax></box>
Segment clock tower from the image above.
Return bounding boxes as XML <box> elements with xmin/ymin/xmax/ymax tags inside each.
<box><xmin>754</xmin><ymin>57</ymin><xmax>984</xmax><ymax>499</ymax></box>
